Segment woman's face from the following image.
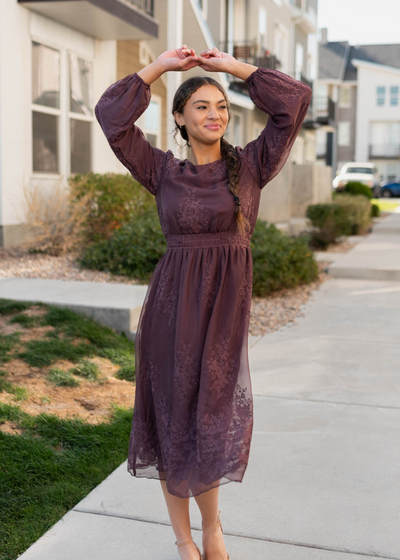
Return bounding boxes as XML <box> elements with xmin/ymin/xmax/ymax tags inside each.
<box><xmin>174</xmin><ymin>85</ymin><xmax>229</xmax><ymax>146</ymax></box>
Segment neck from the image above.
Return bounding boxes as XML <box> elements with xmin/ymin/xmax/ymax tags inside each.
<box><xmin>188</xmin><ymin>140</ymin><xmax>222</xmax><ymax>166</ymax></box>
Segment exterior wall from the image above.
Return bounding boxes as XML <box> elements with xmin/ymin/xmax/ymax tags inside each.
<box><xmin>355</xmin><ymin>63</ymin><xmax>400</xmax><ymax>164</ymax></box>
<box><xmin>337</xmin><ymin>84</ymin><xmax>357</xmax><ymax>163</ymax></box>
<box><xmin>116</xmin><ymin>40</ymin><xmax>168</xmax><ymax>151</ymax></box>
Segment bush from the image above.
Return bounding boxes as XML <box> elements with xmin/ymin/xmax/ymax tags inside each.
<box><xmin>341</xmin><ymin>181</ymin><xmax>373</xmax><ymax>199</ymax></box>
<box><xmin>307</xmin><ymin>194</ymin><xmax>372</xmax><ymax>248</ymax></box>
<box><xmin>78</xmin><ymin>207</ymin><xmax>166</xmax><ymax>283</ymax></box>
<box><xmin>69</xmin><ymin>172</ymin><xmax>156</xmax><ymax>243</ymax></box>
<box><xmin>18</xmin><ymin>179</ymin><xmax>92</xmax><ymax>256</ymax></box>
<box><xmin>250</xmin><ymin>220</ymin><xmax>319</xmax><ymax>297</ymax></box>
<box><xmin>371</xmin><ymin>203</ymin><xmax>381</xmax><ymax>217</ymax></box>
<box><xmin>334</xmin><ymin>194</ymin><xmax>371</xmax><ymax>235</ymax></box>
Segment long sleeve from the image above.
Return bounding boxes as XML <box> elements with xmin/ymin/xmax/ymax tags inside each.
<box><xmin>240</xmin><ymin>67</ymin><xmax>312</xmax><ymax>189</ymax></box>
<box><xmin>94</xmin><ymin>72</ymin><xmax>168</xmax><ymax>196</ymax></box>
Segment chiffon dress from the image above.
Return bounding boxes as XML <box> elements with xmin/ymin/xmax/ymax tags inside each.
<box><xmin>95</xmin><ymin>66</ymin><xmax>312</xmax><ymax>498</ymax></box>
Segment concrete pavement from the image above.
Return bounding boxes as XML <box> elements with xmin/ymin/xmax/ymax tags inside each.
<box><xmin>6</xmin><ymin>210</ymin><xmax>400</xmax><ymax>560</ymax></box>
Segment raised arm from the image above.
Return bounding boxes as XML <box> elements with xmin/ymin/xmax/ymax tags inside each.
<box><xmin>241</xmin><ymin>67</ymin><xmax>312</xmax><ymax>188</ymax></box>
<box><xmin>94</xmin><ymin>46</ymin><xmax>199</xmax><ymax>196</ymax></box>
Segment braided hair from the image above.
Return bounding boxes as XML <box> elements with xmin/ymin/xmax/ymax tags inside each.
<box><xmin>172</xmin><ymin>76</ymin><xmax>251</xmax><ymax>236</ymax></box>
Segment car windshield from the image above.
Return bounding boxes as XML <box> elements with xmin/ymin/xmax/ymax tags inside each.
<box><xmin>345</xmin><ymin>167</ymin><xmax>373</xmax><ymax>174</ymax></box>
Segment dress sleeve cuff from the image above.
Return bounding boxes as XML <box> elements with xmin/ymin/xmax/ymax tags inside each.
<box><xmin>134</xmin><ymin>72</ymin><xmax>151</xmax><ymax>89</ymax></box>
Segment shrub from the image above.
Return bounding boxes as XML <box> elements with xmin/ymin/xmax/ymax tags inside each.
<box><xmin>306</xmin><ymin>203</ymin><xmax>354</xmax><ymax>247</ymax></box>
<box><xmin>250</xmin><ymin>220</ymin><xmax>319</xmax><ymax>297</ymax></box>
<box><xmin>69</xmin><ymin>172</ymin><xmax>156</xmax><ymax>243</ymax></box>
<box><xmin>371</xmin><ymin>203</ymin><xmax>381</xmax><ymax>217</ymax></box>
<box><xmin>342</xmin><ymin>181</ymin><xmax>373</xmax><ymax>199</ymax></box>
<box><xmin>334</xmin><ymin>194</ymin><xmax>371</xmax><ymax>235</ymax></box>
<box><xmin>307</xmin><ymin>194</ymin><xmax>372</xmax><ymax>248</ymax></box>
<box><xmin>18</xmin><ymin>179</ymin><xmax>92</xmax><ymax>256</ymax></box>
<box><xmin>78</xmin><ymin>207</ymin><xmax>166</xmax><ymax>283</ymax></box>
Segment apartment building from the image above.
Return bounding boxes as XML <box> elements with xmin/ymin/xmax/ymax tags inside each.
<box><xmin>0</xmin><ymin>0</ymin><xmax>323</xmax><ymax>248</ymax></box>
<box><xmin>317</xmin><ymin>28</ymin><xmax>400</xmax><ymax>183</ymax></box>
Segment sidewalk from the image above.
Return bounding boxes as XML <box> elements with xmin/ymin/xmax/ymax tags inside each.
<box><xmin>7</xmin><ymin>212</ymin><xmax>400</xmax><ymax>560</ymax></box>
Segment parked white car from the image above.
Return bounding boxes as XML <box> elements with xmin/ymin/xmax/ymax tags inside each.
<box><xmin>333</xmin><ymin>162</ymin><xmax>380</xmax><ymax>197</ymax></box>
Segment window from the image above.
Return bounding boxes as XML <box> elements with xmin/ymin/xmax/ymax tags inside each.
<box><xmin>69</xmin><ymin>52</ymin><xmax>93</xmax><ymax>174</ymax></box>
<box><xmin>143</xmin><ymin>97</ymin><xmax>161</xmax><ymax>148</ymax></box>
<box><xmin>345</xmin><ymin>167</ymin><xmax>373</xmax><ymax>175</ymax></box>
<box><xmin>274</xmin><ymin>22</ymin><xmax>288</xmax><ymax>72</ymax></box>
<box><xmin>390</xmin><ymin>86</ymin><xmax>399</xmax><ymax>106</ymax></box>
<box><xmin>377</xmin><ymin>86</ymin><xmax>385</xmax><ymax>106</ymax></box>
<box><xmin>338</xmin><ymin>121</ymin><xmax>351</xmax><ymax>146</ymax></box>
<box><xmin>31</xmin><ymin>40</ymin><xmax>93</xmax><ymax>176</ymax></box>
<box><xmin>339</xmin><ymin>86</ymin><xmax>351</xmax><ymax>108</ymax></box>
<box><xmin>295</xmin><ymin>43</ymin><xmax>304</xmax><ymax>81</ymax></box>
<box><xmin>258</xmin><ymin>7</ymin><xmax>267</xmax><ymax>50</ymax></box>
<box><xmin>31</xmin><ymin>41</ymin><xmax>60</xmax><ymax>173</ymax></box>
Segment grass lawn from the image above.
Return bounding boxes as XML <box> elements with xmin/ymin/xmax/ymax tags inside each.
<box><xmin>0</xmin><ymin>298</ymin><xmax>136</xmax><ymax>560</ymax></box>
<box><xmin>371</xmin><ymin>198</ymin><xmax>400</xmax><ymax>213</ymax></box>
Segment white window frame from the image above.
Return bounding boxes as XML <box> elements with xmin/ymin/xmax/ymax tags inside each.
<box><xmin>30</xmin><ymin>36</ymin><xmax>94</xmax><ymax>179</ymax></box>
<box><xmin>258</xmin><ymin>6</ymin><xmax>267</xmax><ymax>50</ymax></box>
<box><xmin>274</xmin><ymin>21</ymin><xmax>289</xmax><ymax>73</ymax></box>
<box><xmin>338</xmin><ymin>121</ymin><xmax>351</xmax><ymax>146</ymax></box>
<box><xmin>376</xmin><ymin>86</ymin><xmax>386</xmax><ymax>107</ymax></box>
<box><xmin>390</xmin><ymin>85</ymin><xmax>399</xmax><ymax>107</ymax></box>
<box><xmin>339</xmin><ymin>85</ymin><xmax>351</xmax><ymax>108</ymax></box>
<box><xmin>142</xmin><ymin>93</ymin><xmax>162</xmax><ymax>149</ymax></box>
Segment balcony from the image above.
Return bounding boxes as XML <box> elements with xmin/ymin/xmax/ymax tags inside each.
<box><xmin>17</xmin><ymin>0</ymin><xmax>158</xmax><ymax>40</ymax></box>
<box><xmin>369</xmin><ymin>144</ymin><xmax>400</xmax><ymax>159</ymax></box>
<box><xmin>289</xmin><ymin>0</ymin><xmax>317</xmax><ymax>34</ymax></box>
<box><xmin>219</xmin><ymin>41</ymin><xmax>281</xmax><ymax>93</ymax></box>
<box><xmin>315</xmin><ymin>96</ymin><xmax>336</xmax><ymax>126</ymax></box>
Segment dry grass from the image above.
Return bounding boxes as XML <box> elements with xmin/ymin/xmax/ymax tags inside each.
<box><xmin>17</xmin><ymin>179</ymin><xmax>92</xmax><ymax>256</ymax></box>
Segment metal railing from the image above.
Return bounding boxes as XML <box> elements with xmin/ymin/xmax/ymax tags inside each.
<box><xmin>315</xmin><ymin>96</ymin><xmax>335</xmax><ymax>122</ymax></box>
<box><xmin>218</xmin><ymin>40</ymin><xmax>281</xmax><ymax>70</ymax></box>
<box><xmin>125</xmin><ymin>0</ymin><xmax>154</xmax><ymax>17</ymax></box>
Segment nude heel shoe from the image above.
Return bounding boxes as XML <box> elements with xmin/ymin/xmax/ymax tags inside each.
<box><xmin>202</xmin><ymin>510</ymin><xmax>230</xmax><ymax>560</ymax></box>
<box><xmin>175</xmin><ymin>536</ymin><xmax>203</xmax><ymax>559</ymax></box>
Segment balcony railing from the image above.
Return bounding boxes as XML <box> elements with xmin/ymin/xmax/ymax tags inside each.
<box><xmin>125</xmin><ymin>0</ymin><xmax>154</xmax><ymax>17</ymax></box>
<box><xmin>219</xmin><ymin>41</ymin><xmax>281</xmax><ymax>70</ymax></box>
<box><xmin>315</xmin><ymin>96</ymin><xmax>335</xmax><ymax>124</ymax></box>
<box><xmin>369</xmin><ymin>144</ymin><xmax>400</xmax><ymax>159</ymax></box>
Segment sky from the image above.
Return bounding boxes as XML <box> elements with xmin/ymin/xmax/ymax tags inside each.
<box><xmin>317</xmin><ymin>0</ymin><xmax>400</xmax><ymax>45</ymax></box>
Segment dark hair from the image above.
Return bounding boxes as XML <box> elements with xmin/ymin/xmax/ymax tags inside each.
<box><xmin>172</xmin><ymin>76</ymin><xmax>251</xmax><ymax>236</ymax></box>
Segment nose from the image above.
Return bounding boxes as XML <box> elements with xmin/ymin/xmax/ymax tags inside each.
<box><xmin>208</xmin><ymin>106</ymin><xmax>220</xmax><ymax>119</ymax></box>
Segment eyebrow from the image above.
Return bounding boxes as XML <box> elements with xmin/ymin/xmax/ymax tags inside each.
<box><xmin>192</xmin><ymin>99</ymin><xmax>226</xmax><ymax>105</ymax></box>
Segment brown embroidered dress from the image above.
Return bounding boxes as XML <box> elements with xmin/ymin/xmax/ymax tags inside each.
<box><xmin>95</xmin><ymin>67</ymin><xmax>312</xmax><ymax>498</ymax></box>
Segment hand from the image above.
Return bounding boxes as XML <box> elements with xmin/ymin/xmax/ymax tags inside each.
<box><xmin>196</xmin><ymin>47</ymin><xmax>236</xmax><ymax>73</ymax></box>
<box><xmin>157</xmin><ymin>44</ymin><xmax>199</xmax><ymax>72</ymax></box>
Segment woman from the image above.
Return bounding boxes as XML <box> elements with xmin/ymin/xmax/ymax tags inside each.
<box><xmin>95</xmin><ymin>45</ymin><xmax>312</xmax><ymax>560</ymax></box>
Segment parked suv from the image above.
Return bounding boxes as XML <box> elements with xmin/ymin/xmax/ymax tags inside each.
<box><xmin>333</xmin><ymin>162</ymin><xmax>380</xmax><ymax>197</ymax></box>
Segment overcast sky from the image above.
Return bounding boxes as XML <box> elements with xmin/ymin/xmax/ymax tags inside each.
<box><xmin>317</xmin><ymin>0</ymin><xmax>400</xmax><ymax>45</ymax></box>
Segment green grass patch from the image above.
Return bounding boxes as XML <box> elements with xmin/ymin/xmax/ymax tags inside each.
<box><xmin>0</xmin><ymin>402</ymin><xmax>133</xmax><ymax>560</ymax></box>
<box><xmin>0</xmin><ymin>333</ymin><xmax>21</xmax><ymax>364</ymax></box>
<box><xmin>99</xmin><ymin>348</ymin><xmax>135</xmax><ymax>383</ymax></box>
<box><xmin>69</xmin><ymin>359</ymin><xmax>106</xmax><ymax>383</ymax></box>
<box><xmin>0</xmin><ymin>299</ymin><xmax>40</xmax><ymax>316</ymax></box>
<box><xmin>371</xmin><ymin>198</ymin><xmax>400</xmax><ymax>212</ymax></box>
<box><xmin>47</xmin><ymin>368</ymin><xmax>81</xmax><ymax>388</ymax></box>
<box><xmin>18</xmin><ymin>339</ymin><xmax>93</xmax><ymax>368</ymax></box>
<box><xmin>9</xmin><ymin>314</ymin><xmax>43</xmax><ymax>328</ymax></box>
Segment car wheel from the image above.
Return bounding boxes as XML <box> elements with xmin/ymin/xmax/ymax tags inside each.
<box><xmin>382</xmin><ymin>189</ymin><xmax>392</xmax><ymax>198</ymax></box>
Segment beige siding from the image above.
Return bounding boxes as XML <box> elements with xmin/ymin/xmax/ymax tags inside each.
<box><xmin>117</xmin><ymin>41</ymin><xmax>168</xmax><ymax>151</ymax></box>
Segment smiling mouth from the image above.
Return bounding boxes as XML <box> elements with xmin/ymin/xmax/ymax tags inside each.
<box><xmin>205</xmin><ymin>125</ymin><xmax>221</xmax><ymax>129</ymax></box>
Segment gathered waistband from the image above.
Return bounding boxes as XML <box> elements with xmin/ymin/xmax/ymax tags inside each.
<box><xmin>166</xmin><ymin>231</ymin><xmax>251</xmax><ymax>249</ymax></box>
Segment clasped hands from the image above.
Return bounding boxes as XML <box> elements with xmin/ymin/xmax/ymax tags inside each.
<box><xmin>158</xmin><ymin>44</ymin><xmax>236</xmax><ymax>73</ymax></box>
